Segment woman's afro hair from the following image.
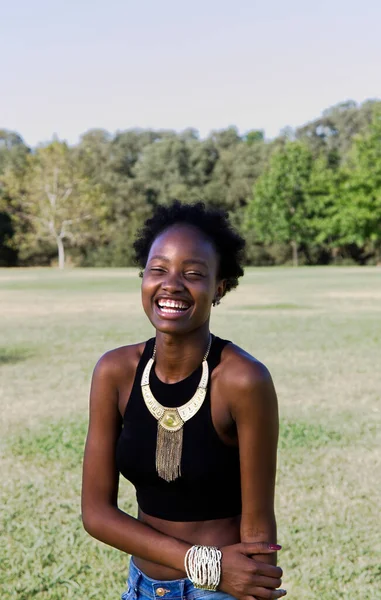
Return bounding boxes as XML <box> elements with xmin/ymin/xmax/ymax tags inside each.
<box><xmin>133</xmin><ymin>200</ymin><xmax>245</xmax><ymax>295</ymax></box>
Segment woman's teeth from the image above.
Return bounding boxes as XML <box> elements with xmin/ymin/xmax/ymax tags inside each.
<box><xmin>157</xmin><ymin>299</ymin><xmax>189</xmax><ymax>313</ymax></box>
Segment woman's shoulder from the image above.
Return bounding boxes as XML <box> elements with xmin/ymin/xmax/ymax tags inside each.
<box><xmin>218</xmin><ymin>338</ymin><xmax>274</xmax><ymax>394</ymax></box>
<box><xmin>92</xmin><ymin>340</ymin><xmax>149</xmax><ymax>386</ymax></box>
<box><xmin>216</xmin><ymin>339</ymin><xmax>277</xmax><ymax>418</ymax></box>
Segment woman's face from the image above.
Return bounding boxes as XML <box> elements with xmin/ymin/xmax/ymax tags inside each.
<box><xmin>141</xmin><ymin>223</ymin><xmax>224</xmax><ymax>335</ymax></box>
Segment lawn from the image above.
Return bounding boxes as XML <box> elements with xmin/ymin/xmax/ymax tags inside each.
<box><xmin>1</xmin><ymin>266</ymin><xmax>380</xmax><ymax>599</ymax></box>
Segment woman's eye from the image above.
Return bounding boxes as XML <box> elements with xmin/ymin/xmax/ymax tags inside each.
<box><xmin>185</xmin><ymin>271</ymin><xmax>204</xmax><ymax>278</ymax></box>
<box><xmin>150</xmin><ymin>267</ymin><xmax>165</xmax><ymax>274</ymax></box>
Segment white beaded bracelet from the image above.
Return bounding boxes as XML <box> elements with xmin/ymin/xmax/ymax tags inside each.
<box><xmin>185</xmin><ymin>545</ymin><xmax>222</xmax><ymax>591</ymax></box>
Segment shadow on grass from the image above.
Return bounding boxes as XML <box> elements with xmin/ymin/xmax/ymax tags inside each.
<box><xmin>0</xmin><ymin>346</ymin><xmax>34</xmax><ymax>365</ymax></box>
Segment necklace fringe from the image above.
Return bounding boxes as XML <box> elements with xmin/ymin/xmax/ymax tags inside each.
<box><xmin>156</xmin><ymin>425</ymin><xmax>183</xmax><ymax>481</ymax></box>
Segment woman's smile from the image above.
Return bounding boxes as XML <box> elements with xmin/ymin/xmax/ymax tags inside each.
<box><xmin>154</xmin><ymin>296</ymin><xmax>192</xmax><ymax>318</ymax></box>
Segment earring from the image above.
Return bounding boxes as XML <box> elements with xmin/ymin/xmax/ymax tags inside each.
<box><xmin>139</xmin><ymin>270</ymin><xmax>144</xmax><ymax>278</ymax></box>
<box><xmin>213</xmin><ymin>297</ymin><xmax>221</xmax><ymax>307</ymax></box>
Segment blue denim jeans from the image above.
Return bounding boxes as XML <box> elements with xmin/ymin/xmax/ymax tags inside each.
<box><xmin>122</xmin><ymin>558</ymin><xmax>236</xmax><ymax>600</ymax></box>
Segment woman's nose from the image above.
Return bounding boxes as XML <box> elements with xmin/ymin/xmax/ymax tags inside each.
<box><xmin>162</xmin><ymin>272</ymin><xmax>184</xmax><ymax>292</ymax></box>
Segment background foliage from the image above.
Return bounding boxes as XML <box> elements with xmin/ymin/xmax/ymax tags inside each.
<box><xmin>1</xmin><ymin>99</ymin><xmax>380</xmax><ymax>268</ymax></box>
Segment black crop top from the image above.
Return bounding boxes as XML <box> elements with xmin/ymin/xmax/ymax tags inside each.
<box><xmin>116</xmin><ymin>335</ymin><xmax>242</xmax><ymax>521</ymax></box>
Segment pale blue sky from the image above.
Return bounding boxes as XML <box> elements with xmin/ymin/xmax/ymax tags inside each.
<box><xmin>1</xmin><ymin>0</ymin><xmax>380</xmax><ymax>146</ymax></box>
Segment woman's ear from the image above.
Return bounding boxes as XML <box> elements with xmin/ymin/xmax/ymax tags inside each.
<box><xmin>213</xmin><ymin>280</ymin><xmax>226</xmax><ymax>306</ymax></box>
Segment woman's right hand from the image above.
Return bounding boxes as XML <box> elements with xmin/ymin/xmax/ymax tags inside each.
<box><xmin>219</xmin><ymin>542</ymin><xmax>286</xmax><ymax>600</ymax></box>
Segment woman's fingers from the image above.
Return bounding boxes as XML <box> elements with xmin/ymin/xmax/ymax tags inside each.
<box><xmin>249</xmin><ymin>576</ymin><xmax>282</xmax><ymax>589</ymax></box>
<box><xmin>244</xmin><ymin>590</ymin><xmax>287</xmax><ymax>600</ymax></box>
<box><xmin>252</xmin><ymin>588</ymin><xmax>287</xmax><ymax>599</ymax></box>
<box><xmin>250</xmin><ymin>560</ymin><xmax>283</xmax><ymax>580</ymax></box>
<box><xmin>241</xmin><ymin>542</ymin><xmax>282</xmax><ymax>556</ymax></box>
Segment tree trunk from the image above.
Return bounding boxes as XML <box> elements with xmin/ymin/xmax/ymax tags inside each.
<box><xmin>57</xmin><ymin>237</ymin><xmax>65</xmax><ymax>269</ymax></box>
<box><xmin>290</xmin><ymin>240</ymin><xmax>298</xmax><ymax>267</ymax></box>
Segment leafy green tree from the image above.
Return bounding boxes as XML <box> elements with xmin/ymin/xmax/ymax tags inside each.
<box><xmin>246</xmin><ymin>141</ymin><xmax>314</xmax><ymax>266</ymax></box>
<box><xmin>209</xmin><ymin>126</ymin><xmax>241</xmax><ymax>150</ymax></box>
<box><xmin>7</xmin><ymin>140</ymin><xmax>105</xmax><ymax>268</ymax></box>
<box><xmin>245</xmin><ymin>130</ymin><xmax>265</xmax><ymax>145</ymax></box>
<box><xmin>296</xmin><ymin>99</ymin><xmax>381</xmax><ymax>160</ymax></box>
<box><xmin>325</xmin><ymin>107</ymin><xmax>381</xmax><ymax>259</ymax></box>
<box><xmin>75</xmin><ymin>129</ymin><xmax>171</xmax><ymax>266</ymax></box>
<box><xmin>0</xmin><ymin>130</ymin><xmax>30</xmax><ymax>265</ymax></box>
<box><xmin>0</xmin><ymin>130</ymin><xmax>30</xmax><ymax>173</ymax></box>
<box><xmin>133</xmin><ymin>134</ymin><xmax>194</xmax><ymax>205</ymax></box>
<box><xmin>302</xmin><ymin>153</ymin><xmax>339</xmax><ymax>262</ymax></box>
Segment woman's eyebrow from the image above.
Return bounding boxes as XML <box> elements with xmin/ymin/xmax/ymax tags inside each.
<box><xmin>182</xmin><ymin>259</ymin><xmax>208</xmax><ymax>267</ymax></box>
<box><xmin>149</xmin><ymin>255</ymin><xmax>208</xmax><ymax>267</ymax></box>
<box><xmin>149</xmin><ymin>254</ymin><xmax>169</xmax><ymax>261</ymax></box>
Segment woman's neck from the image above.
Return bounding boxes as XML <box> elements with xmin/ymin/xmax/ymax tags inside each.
<box><xmin>153</xmin><ymin>326</ymin><xmax>211</xmax><ymax>384</ymax></box>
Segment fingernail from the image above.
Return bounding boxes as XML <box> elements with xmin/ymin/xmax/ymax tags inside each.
<box><xmin>269</xmin><ymin>544</ymin><xmax>282</xmax><ymax>550</ymax></box>
<box><xmin>279</xmin><ymin>590</ymin><xmax>287</xmax><ymax>596</ymax></box>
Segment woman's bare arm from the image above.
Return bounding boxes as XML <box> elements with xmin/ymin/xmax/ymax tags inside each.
<box><xmin>228</xmin><ymin>351</ymin><xmax>279</xmax><ymax>566</ymax></box>
<box><xmin>81</xmin><ymin>350</ymin><xmax>191</xmax><ymax>571</ymax></box>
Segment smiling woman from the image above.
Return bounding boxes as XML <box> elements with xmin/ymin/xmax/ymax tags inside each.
<box><xmin>81</xmin><ymin>201</ymin><xmax>286</xmax><ymax>600</ymax></box>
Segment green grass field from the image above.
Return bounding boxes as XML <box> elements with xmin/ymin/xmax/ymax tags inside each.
<box><xmin>1</xmin><ymin>267</ymin><xmax>380</xmax><ymax>600</ymax></box>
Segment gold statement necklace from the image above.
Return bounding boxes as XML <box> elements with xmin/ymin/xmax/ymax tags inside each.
<box><xmin>141</xmin><ymin>334</ymin><xmax>213</xmax><ymax>482</ymax></box>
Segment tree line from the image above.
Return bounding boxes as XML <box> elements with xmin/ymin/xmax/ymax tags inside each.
<box><xmin>0</xmin><ymin>99</ymin><xmax>380</xmax><ymax>268</ymax></box>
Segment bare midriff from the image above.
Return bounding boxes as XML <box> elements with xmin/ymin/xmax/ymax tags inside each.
<box><xmin>134</xmin><ymin>508</ymin><xmax>241</xmax><ymax>579</ymax></box>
